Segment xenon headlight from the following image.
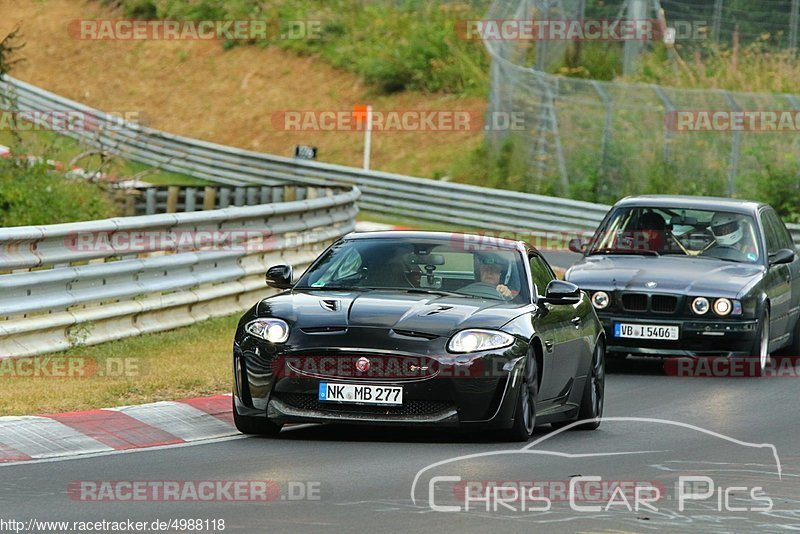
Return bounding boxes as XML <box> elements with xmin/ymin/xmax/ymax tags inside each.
<box><xmin>447</xmin><ymin>329</ymin><xmax>515</xmax><ymax>353</ymax></box>
<box><xmin>591</xmin><ymin>291</ymin><xmax>610</xmax><ymax>310</ymax></box>
<box><xmin>245</xmin><ymin>318</ymin><xmax>290</xmax><ymax>343</ymax></box>
<box><xmin>691</xmin><ymin>297</ymin><xmax>710</xmax><ymax>315</ymax></box>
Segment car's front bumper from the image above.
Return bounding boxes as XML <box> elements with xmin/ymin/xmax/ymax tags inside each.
<box><xmin>597</xmin><ymin>314</ymin><xmax>759</xmax><ymax>357</ymax></box>
<box><xmin>233</xmin><ymin>342</ymin><xmax>528</xmax><ymax>430</ymax></box>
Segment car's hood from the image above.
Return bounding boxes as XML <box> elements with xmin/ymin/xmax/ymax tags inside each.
<box><xmin>257</xmin><ymin>290</ymin><xmax>527</xmax><ymax>337</ymax></box>
<box><xmin>565</xmin><ymin>255</ymin><xmax>764</xmax><ymax>297</ymax></box>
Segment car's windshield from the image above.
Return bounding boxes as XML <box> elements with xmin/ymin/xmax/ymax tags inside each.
<box><xmin>588</xmin><ymin>206</ymin><xmax>762</xmax><ymax>263</ymax></box>
<box><xmin>295</xmin><ymin>238</ymin><xmax>530</xmax><ymax>302</ymax></box>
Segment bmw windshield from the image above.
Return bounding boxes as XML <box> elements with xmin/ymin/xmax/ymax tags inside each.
<box><xmin>294</xmin><ymin>238</ymin><xmax>531</xmax><ymax>303</ymax></box>
<box><xmin>588</xmin><ymin>207</ymin><xmax>763</xmax><ymax>263</ymax></box>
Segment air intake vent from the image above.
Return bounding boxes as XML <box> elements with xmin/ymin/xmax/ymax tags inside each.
<box><xmin>650</xmin><ymin>295</ymin><xmax>678</xmax><ymax>313</ymax></box>
<box><xmin>425</xmin><ymin>306</ymin><xmax>453</xmax><ymax>316</ymax></box>
<box><xmin>621</xmin><ymin>293</ymin><xmax>648</xmax><ymax>312</ymax></box>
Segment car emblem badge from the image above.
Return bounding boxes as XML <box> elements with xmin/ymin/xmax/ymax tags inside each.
<box><xmin>645</xmin><ymin>281</ymin><xmax>658</xmax><ymax>288</ymax></box>
<box><xmin>355</xmin><ymin>357</ymin><xmax>370</xmax><ymax>372</ymax></box>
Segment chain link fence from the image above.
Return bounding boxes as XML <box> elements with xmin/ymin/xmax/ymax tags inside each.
<box><xmin>484</xmin><ymin>0</ymin><xmax>800</xmax><ymax>216</ymax></box>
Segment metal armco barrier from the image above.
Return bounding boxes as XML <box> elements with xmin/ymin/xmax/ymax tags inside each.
<box><xmin>0</xmin><ymin>186</ymin><xmax>359</xmax><ymax>358</ymax></box>
<box><xmin>6</xmin><ymin>75</ymin><xmax>798</xmax><ymax>246</ymax></box>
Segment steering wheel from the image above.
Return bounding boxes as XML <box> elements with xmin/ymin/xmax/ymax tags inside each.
<box><xmin>702</xmin><ymin>245</ymin><xmax>748</xmax><ymax>262</ymax></box>
<box><xmin>459</xmin><ymin>282</ymin><xmax>507</xmax><ymax>299</ymax></box>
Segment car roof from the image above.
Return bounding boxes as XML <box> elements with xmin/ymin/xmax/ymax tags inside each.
<box><xmin>343</xmin><ymin>230</ymin><xmax>529</xmax><ymax>253</ymax></box>
<box><xmin>614</xmin><ymin>195</ymin><xmax>765</xmax><ymax>215</ymax></box>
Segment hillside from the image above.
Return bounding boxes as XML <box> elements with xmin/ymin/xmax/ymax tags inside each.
<box><xmin>0</xmin><ymin>0</ymin><xmax>485</xmax><ymax>178</ymax></box>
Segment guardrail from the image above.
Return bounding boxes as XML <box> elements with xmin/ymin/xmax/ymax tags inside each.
<box><xmin>0</xmin><ymin>186</ymin><xmax>359</xmax><ymax>358</ymax></box>
<box><xmin>0</xmin><ymin>75</ymin><xmax>611</xmax><ymax>237</ymax></box>
<box><xmin>1</xmin><ymin>75</ymin><xmax>798</xmax><ymax>244</ymax></box>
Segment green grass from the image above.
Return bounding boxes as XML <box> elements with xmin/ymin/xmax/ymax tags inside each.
<box><xmin>0</xmin><ymin>313</ymin><xmax>240</xmax><ymax>416</ymax></box>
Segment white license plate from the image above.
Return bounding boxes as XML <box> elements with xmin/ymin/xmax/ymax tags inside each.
<box><xmin>614</xmin><ymin>323</ymin><xmax>679</xmax><ymax>340</ymax></box>
<box><xmin>318</xmin><ymin>382</ymin><xmax>403</xmax><ymax>405</ymax></box>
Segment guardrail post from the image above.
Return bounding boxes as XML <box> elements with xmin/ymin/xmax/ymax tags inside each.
<box><xmin>284</xmin><ymin>186</ymin><xmax>296</xmax><ymax>202</ymax></box>
<box><xmin>247</xmin><ymin>187</ymin><xmax>258</xmax><ymax>205</ymax></box>
<box><xmin>219</xmin><ymin>188</ymin><xmax>231</xmax><ymax>208</ymax></box>
<box><xmin>145</xmin><ymin>188</ymin><xmax>157</xmax><ymax>215</ymax></box>
<box><xmin>259</xmin><ymin>187</ymin><xmax>270</xmax><ymax>204</ymax></box>
<box><xmin>166</xmin><ymin>186</ymin><xmax>180</xmax><ymax>213</ymax></box>
<box><xmin>185</xmin><ymin>188</ymin><xmax>197</xmax><ymax>212</ymax></box>
<box><xmin>234</xmin><ymin>187</ymin><xmax>246</xmax><ymax>206</ymax></box>
<box><xmin>203</xmin><ymin>187</ymin><xmax>217</xmax><ymax>210</ymax></box>
<box><xmin>722</xmin><ymin>91</ymin><xmax>741</xmax><ymax>196</ymax></box>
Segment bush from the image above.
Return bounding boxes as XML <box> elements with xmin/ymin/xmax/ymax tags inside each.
<box><xmin>0</xmin><ymin>157</ymin><xmax>115</xmax><ymax>227</ymax></box>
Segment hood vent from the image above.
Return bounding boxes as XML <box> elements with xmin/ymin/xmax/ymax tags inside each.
<box><xmin>391</xmin><ymin>329</ymin><xmax>439</xmax><ymax>340</ymax></box>
<box><xmin>424</xmin><ymin>305</ymin><xmax>453</xmax><ymax>316</ymax></box>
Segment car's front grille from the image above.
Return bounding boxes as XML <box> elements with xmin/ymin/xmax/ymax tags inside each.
<box><xmin>276</xmin><ymin>393</ymin><xmax>452</xmax><ymax>417</ymax></box>
<box><xmin>617</xmin><ymin>292</ymin><xmax>678</xmax><ymax>314</ymax></box>
<box><xmin>650</xmin><ymin>295</ymin><xmax>678</xmax><ymax>313</ymax></box>
<box><xmin>621</xmin><ymin>293</ymin><xmax>648</xmax><ymax>311</ymax></box>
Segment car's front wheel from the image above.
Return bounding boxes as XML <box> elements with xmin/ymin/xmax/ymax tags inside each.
<box><xmin>735</xmin><ymin>309</ymin><xmax>771</xmax><ymax>377</ymax></box>
<box><xmin>232</xmin><ymin>397</ymin><xmax>282</xmax><ymax>436</ymax></box>
<box><xmin>507</xmin><ymin>353</ymin><xmax>538</xmax><ymax>442</ymax></box>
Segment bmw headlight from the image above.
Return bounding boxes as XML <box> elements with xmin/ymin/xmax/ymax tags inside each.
<box><xmin>691</xmin><ymin>297</ymin><xmax>710</xmax><ymax>315</ymax></box>
<box><xmin>591</xmin><ymin>291</ymin><xmax>610</xmax><ymax>310</ymax></box>
<box><xmin>713</xmin><ymin>298</ymin><xmax>732</xmax><ymax>316</ymax></box>
<box><xmin>447</xmin><ymin>329</ymin><xmax>515</xmax><ymax>353</ymax></box>
<box><xmin>245</xmin><ymin>318</ymin><xmax>290</xmax><ymax>343</ymax></box>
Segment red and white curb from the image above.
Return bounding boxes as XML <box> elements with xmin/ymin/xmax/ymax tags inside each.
<box><xmin>0</xmin><ymin>394</ymin><xmax>236</xmax><ymax>464</ymax></box>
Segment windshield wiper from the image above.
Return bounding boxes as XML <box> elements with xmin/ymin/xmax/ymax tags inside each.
<box><xmin>588</xmin><ymin>249</ymin><xmax>660</xmax><ymax>257</ymax></box>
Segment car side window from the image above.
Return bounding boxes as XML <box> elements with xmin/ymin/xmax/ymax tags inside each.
<box><xmin>529</xmin><ymin>254</ymin><xmax>554</xmax><ymax>296</ymax></box>
<box><xmin>760</xmin><ymin>210</ymin><xmax>782</xmax><ymax>255</ymax></box>
<box><xmin>765</xmin><ymin>209</ymin><xmax>795</xmax><ymax>251</ymax></box>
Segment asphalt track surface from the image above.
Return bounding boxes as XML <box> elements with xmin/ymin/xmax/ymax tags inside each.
<box><xmin>2</xmin><ymin>250</ymin><xmax>798</xmax><ymax>533</ymax></box>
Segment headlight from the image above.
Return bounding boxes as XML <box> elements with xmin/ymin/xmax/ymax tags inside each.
<box><xmin>591</xmin><ymin>291</ymin><xmax>610</xmax><ymax>309</ymax></box>
<box><xmin>691</xmin><ymin>297</ymin><xmax>710</xmax><ymax>315</ymax></box>
<box><xmin>447</xmin><ymin>329</ymin><xmax>515</xmax><ymax>353</ymax></box>
<box><xmin>245</xmin><ymin>318</ymin><xmax>290</xmax><ymax>343</ymax></box>
<box><xmin>713</xmin><ymin>298</ymin><xmax>732</xmax><ymax>316</ymax></box>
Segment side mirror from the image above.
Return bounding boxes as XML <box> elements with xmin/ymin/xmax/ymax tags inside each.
<box><xmin>568</xmin><ymin>237</ymin><xmax>589</xmax><ymax>254</ymax></box>
<box><xmin>541</xmin><ymin>280</ymin><xmax>582</xmax><ymax>305</ymax></box>
<box><xmin>266</xmin><ymin>264</ymin><xmax>293</xmax><ymax>289</ymax></box>
<box><xmin>769</xmin><ymin>248</ymin><xmax>796</xmax><ymax>266</ymax></box>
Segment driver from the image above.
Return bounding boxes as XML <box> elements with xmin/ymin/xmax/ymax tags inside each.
<box><xmin>476</xmin><ymin>254</ymin><xmax>515</xmax><ymax>298</ymax></box>
<box><xmin>710</xmin><ymin>212</ymin><xmax>758</xmax><ymax>261</ymax></box>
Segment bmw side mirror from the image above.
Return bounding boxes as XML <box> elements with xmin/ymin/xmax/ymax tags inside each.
<box><xmin>541</xmin><ymin>280</ymin><xmax>581</xmax><ymax>305</ymax></box>
<box><xmin>266</xmin><ymin>264</ymin><xmax>293</xmax><ymax>289</ymax></box>
<box><xmin>568</xmin><ymin>237</ymin><xmax>589</xmax><ymax>254</ymax></box>
<box><xmin>769</xmin><ymin>248</ymin><xmax>795</xmax><ymax>266</ymax></box>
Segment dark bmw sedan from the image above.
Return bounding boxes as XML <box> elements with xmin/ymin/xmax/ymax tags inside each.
<box><xmin>233</xmin><ymin>231</ymin><xmax>605</xmax><ymax>441</ymax></box>
<box><xmin>565</xmin><ymin>195</ymin><xmax>800</xmax><ymax>376</ymax></box>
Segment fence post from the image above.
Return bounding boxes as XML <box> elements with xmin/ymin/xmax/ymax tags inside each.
<box><xmin>652</xmin><ymin>85</ymin><xmax>674</xmax><ymax>163</ymax></box>
<box><xmin>713</xmin><ymin>0</ymin><xmax>724</xmax><ymax>44</ymax></box>
<box><xmin>203</xmin><ymin>187</ymin><xmax>217</xmax><ymax>211</ymax></box>
<box><xmin>166</xmin><ymin>186</ymin><xmax>180</xmax><ymax>213</ymax></box>
<box><xmin>722</xmin><ymin>91</ymin><xmax>740</xmax><ymax>196</ymax></box>
<box><xmin>790</xmin><ymin>0</ymin><xmax>799</xmax><ymax>50</ymax></box>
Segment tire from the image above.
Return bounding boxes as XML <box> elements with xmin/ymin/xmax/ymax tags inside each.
<box><xmin>553</xmin><ymin>339</ymin><xmax>605</xmax><ymax>431</ymax></box>
<box><xmin>506</xmin><ymin>353</ymin><xmax>538</xmax><ymax>442</ymax></box>
<box><xmin>232</xmin><ymin>397</ymin><xmax>282</xmax><ymax>436</ymax></box>
<box><xmin>744</xmin><ymin>310</ymin><xmax>771</xmax><ymax>377</ymax></box>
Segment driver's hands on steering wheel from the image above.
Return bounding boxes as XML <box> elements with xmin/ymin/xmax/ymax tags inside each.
<box><xmin>496</xmin><ymin>284</ymin><xmax>512</xmax><ymax>298</ymax></box>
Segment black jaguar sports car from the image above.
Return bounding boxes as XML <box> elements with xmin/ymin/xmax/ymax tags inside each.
<box><xmin>565</xmin><ymin>195</ymin><xmax>800</xmax><ymax>376</ymax></box>
<box><xmin>232</xmin><ymin>231</ymin><xmax>605</xmax><ymax>441</ymax></box>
